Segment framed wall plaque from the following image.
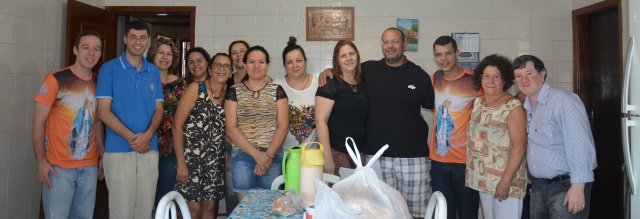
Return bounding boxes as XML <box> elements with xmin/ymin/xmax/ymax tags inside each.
<box><xmin>306</xmin><ymin>7</ymin><xmax>354</xmax><ymax>41</ymax></box>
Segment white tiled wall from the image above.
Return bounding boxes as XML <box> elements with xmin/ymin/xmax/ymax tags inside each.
<box><xmin>104</xmin><ymin>0</ymin><xmax>581</xmax><ymax>86</ymax></box>
<box><xmin>0</xmin><ymin>0</ymin><xmax>606</xmax><ymax>218</ymax></box>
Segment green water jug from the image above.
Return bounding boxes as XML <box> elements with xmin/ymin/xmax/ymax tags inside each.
<box><xmin>282</xmin><ymin>146</ymin><xmax>301</xmax><ymax>194</ymax></box>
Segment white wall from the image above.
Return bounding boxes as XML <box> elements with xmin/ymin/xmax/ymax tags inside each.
<box><xmin>0</xmin><ymin>0</ymin><xmax>101</xmax><ymax>217</ymax></box>
<box><xmin>0</xmin><ymin>0</ymin><xmax>597</xmax><ymax>218</ymax></box>
<box><xmin>104</xmin><ymin>0</ymin><xmax>576</xmax><ymax>91</ymax></box>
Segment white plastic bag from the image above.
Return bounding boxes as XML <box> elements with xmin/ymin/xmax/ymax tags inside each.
<box><xmin>331</xmin><ymin>137</ymin><xmax>412</xmax><ymax>219</ymax></box>
<box><xmin>312</xmin><ymin>178</ymin><xmax>362</xmax><ymax>219</ymax></box>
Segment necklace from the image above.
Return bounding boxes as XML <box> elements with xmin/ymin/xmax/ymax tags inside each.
<box><xmin>286</xmin><ymin>74</ymin><xmax>309</xmax><ymax>91</ymax></box>
<box><xmin>349</xmin><ymin>83</ymin><xmax>358</xmax><ymax>92</ymax></box>
<box><xmin>484</xmin><ymin>92</ymin><xmax>507</xmax><ymax>107</ymax></box>
<box><xmin>208</xmin><ymin>80</ymin><xmax>225</xmax><ymax>99</ymax></box>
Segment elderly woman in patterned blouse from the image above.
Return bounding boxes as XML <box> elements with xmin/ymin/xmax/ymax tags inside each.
<box><xmin>465</xmin><ymin>54</ymin><xmax>528</xmax><ymax>219</ymax></box>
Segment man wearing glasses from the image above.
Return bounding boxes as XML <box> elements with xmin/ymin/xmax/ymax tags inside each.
<box><xmin>362</xmin><ymin>27</ymin><xmax>435</xmax><ymax>219</ymax></box>
<box><xmin>428</xmin><ymin>35</ymin><xmax>481</xmax><ymax>219</ymax></box>
<box><xmin>513</xmin><ymin>55</ymin><xmax>596</xmax><ymax>219</ymax></box>
<box><xmin>97</xmin><ymin>20</ymin><xmax>164</xmax><ymax>219</ymax></box>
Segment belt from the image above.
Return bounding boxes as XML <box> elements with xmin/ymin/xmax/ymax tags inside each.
<box><xmin>537</xmin><ymin>173</ymin><xmax>570</xmax><ymax>183</ymax></box>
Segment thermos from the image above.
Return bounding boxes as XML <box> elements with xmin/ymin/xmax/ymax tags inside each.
<box><xmin>299</xmin><ymin>142</ymin><xmax>325</xmax><ymax>205</ymax></box>
<box><xmin>282</xmin><ymin>146</ymin><xmax>301</xmax><ymax>194</ymax></box>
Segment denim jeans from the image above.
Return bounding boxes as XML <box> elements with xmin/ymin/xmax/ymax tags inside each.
<box><xmin>42</xmin><ymin>165</ymin><xmax>98</xmax><ymax>219</ymax></box>
<box><xmin>530</xmin><ymin>175</ymin><xmax>593</xmax><ymax>219</ymax></box>
<box><xmin>431</xmin><ymin>160</ymin><xmax>479</xmax><ymax>219</ymax></box>
<box><xmin>154</xmin><ymin>155</ymin><xmax>177</xmax><ymax>208</ymax></box>
<box><xmin>231</xmin><ymin>148</ymin><xmax>283</xmax><ymax>193</ymax></box>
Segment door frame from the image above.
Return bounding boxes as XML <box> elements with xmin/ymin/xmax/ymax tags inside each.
<box><xmin>572</xmin><ymin>0</ymin><xmax>622</xmax><ymax>105</ymax></box>
<box><xmin>103</xmin><ymin>6</ymin><xmax>196</xmax><ymax>61</ymax></box>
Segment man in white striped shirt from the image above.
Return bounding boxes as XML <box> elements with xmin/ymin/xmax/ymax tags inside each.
<box><xmin>513</xmin><ymin>55</ymin><xmax>597</xmax><ymax>219</ymax></box>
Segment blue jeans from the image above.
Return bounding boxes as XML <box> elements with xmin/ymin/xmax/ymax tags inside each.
<box><xmin>431</xmin><ymin>160</ymin><xmax>479</xmax><ymax>219</ymax></box>
<box><xmin>154</xmin><ymin>155</ymin><xmax>177</xmax><ymax>208</ymax></box>
<box><xmin>231</xmin><ymin>148</ymin><xmax>283</xmax><ymax>193</ymax></box>
<box><xmin>42</xmin><ymin>165</ymin><xmax>98</xmax><ymax>219</ymax></box>
<box><xmin>530</xmin><ymin>175</ymin><xmax>592</xmax><ymax>219</ymax></box>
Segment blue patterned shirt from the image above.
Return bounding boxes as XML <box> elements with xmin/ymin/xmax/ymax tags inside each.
<box><xmin>524</xmin><ymin>82</ymin><xmax>597</xmax><ymax>183</ymax></box>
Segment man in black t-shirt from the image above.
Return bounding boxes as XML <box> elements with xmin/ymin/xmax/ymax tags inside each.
<box><xmin>363</xmin><ymin>27</ymin><xmax>434</xmax><ymax>219</ymax></box>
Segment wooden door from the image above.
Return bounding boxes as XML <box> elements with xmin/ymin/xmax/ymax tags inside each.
<box><xmin>573</xmin><ymin>1</ymin><xmax>623</xmax><ymax>218</ymax></box>
<box><xmin>65</xmin><ymin>0</ymin><xmax>109</xmax><ymax>70</ymax></box>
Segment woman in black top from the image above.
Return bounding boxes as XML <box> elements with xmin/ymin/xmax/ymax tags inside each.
<box><xmin>315</xmin><ymin>40</ymin><xmax>368</xmax><ymax>176</ymax></box>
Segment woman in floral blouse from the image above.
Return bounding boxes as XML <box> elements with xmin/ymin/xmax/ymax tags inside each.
<box><xmin>147</xmin><ymin>38</ymin><xmax>188</xmax><ymax>208</ymax></box>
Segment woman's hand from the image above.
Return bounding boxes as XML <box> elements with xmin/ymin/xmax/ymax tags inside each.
<box><xmin>323</xmin><ymin>158</ymin><xmax>336</xmax><ymax>174</ymax></box>
<box><xmin>225</xmin><ymin>151</ymin><xmax>232</xmax><ymax>171</ymax></box>
<box><xmin>253</xmin><ymin>164</ymin><xmax>267</xmax><ymax>176</ymax></box>
<box><xmin>253</xmin><ymin>151</ymin><xmax>273</xmax><ymax>170</ymax></box>
<box><xmin>494</xmin><ymin>179</ymin><xmax>510</xmax><ymax>202</ymax></box>
<box><xmin>176</xmin><ymin>163</ymin><xmax>189</xmax><ymax>185</ymax></box>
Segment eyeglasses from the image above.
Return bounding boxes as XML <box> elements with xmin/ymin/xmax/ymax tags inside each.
<box><xmin>381</xmin><ymin>39</ymin><xmax>401</xmax><ymax>45</ymax></box>
<box><xmin>434</xmin><ymin>51</ymin><xmax>454</xmax><ymax>58</ymax></box>
<box><xmin>212</xmin><ymin>63</ymin><xmax>232</xmax><ymax>71</ymax></box>
<box><xmin>127</xmin><ymin>34</ymin><xmax>148</xmax><ymax>41</ymax></box>
<box><xmin>482</xmin><ymin>74</ymin><xmax>502</xmax><ymax>81</ymax></box>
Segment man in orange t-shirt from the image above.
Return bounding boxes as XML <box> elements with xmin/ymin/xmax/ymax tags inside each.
<box><xmin>429</xmin><ymin>35</ymin><xmax>481</xmax><ymax>219</ymax></box>
<box><xmin>32</xmin><ymin>31</ymin><xmax>104</xmax><ymax>219</ymax></box>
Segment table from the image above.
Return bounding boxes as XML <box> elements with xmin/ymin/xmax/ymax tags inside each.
<box><xmin>228</xmin><ymin>190</ymin><xmax>305</xmax><ymax>219</ymax></box>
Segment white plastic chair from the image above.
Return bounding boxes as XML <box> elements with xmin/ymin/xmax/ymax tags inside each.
<box><xmin>155</xmin><ymin>191</ymin><xmax>192</xmax><ymax>219</ymax></box>
<box><xmin>271</xmin><ymin>173</ymin><xmax>340</xmax><ymax>190</ymax></box>
<box><xmin>425</xmin><ymin>191</ymin><xmax>447</xmax><ymax>219</ymax></box>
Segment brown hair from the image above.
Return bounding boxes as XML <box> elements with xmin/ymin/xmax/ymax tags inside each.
<box><xmin>332</xmin><ymin>40</ymin><xmax>362</xmax><ymax>84</ymax></box>
<box><xmin>146</xmin><ymin>38</ymin><xmax>180</xmax><ymax>75</ymax></box>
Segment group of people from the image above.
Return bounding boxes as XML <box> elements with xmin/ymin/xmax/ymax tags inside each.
<box><xmin>32</xmin><ymin>19</ymin><xmax>597</xmax><ymax>219</ymax></box>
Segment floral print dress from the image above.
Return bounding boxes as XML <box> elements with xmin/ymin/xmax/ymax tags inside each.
<box><xmin>175</xmin><ymin>81</ymin><xmax>225</xmax><ymax>201</ymax></box>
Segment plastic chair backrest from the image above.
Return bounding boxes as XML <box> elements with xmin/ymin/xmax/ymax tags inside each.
<box><xmin>155</xmin><ymin>191</ymin><xmax>192</xmax><ymax>219</ymax></box>
<box><xmin>425</xmin><ymin>191</ymin><xmax>447</xmax><ymax>219</ymax></box>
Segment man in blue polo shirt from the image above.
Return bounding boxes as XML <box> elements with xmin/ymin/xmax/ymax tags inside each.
<box><xmin>97</xmin><ymin>20</ymin><xmax>164</xmax><ymax>219</ymax></box>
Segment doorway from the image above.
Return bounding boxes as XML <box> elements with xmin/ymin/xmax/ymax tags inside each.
<box><xmin>573</xmin><ymin>0</ymin><xmax>622</xmax><ymax>218</ymax></box>
<box><xmin>54</xmin><ymin>1</ymin><xmax>195</xmax><ymax>219</ymax></box>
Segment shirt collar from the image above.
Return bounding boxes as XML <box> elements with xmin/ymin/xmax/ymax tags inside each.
<box><xmin>118</xmin><ymin>52</ymin><xmax>150</xmax><ymax>73</ymax></box>
<box><xmin>524</xmin><ymin>82</ymin><xmax>551</xmax><ymax>111</ymax></box>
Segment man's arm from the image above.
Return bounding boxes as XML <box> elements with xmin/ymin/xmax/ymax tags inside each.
<box><xmin>32</xmin><ymin>102</ymin><xmax>57</xmax><ymax>188</ymax></box>
<box><xmin>128</xmin><ymin>101</ymin><xmax>163</xmax><ymax>152</ymax></box>
<box><xmin>561</xmin><ymin>94</ymin><xmax>597</xmax><ymax>214</ymax></box>
<box><xmin>95</xmin><ymin>118</ymin><xmax>105</xmax><ymax>181</ymax></box>
<box><xmin>97</xmin><ymin>98</ymin><xmax>144</xmax><ymax>152</ymax></box>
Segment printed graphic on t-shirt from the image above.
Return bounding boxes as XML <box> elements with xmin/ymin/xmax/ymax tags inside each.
<box><xmin>34</xmin><ymin>67</ymin><xmax>98</xmax><ymax>168</ymax></box>
<box><xmin>289</xmin><ymin>104</ymin><xmax>316</xmax><ymax>144</ymax></box>
<box><xmin>430</xmin><ymin>69</ymin><xmax>479</xmax><ymax>163</ymax></box>
<box><xmin>435</xmin><ymin>102</ymin><xmax>455</xmax><ymax>156</ymax></box>
<box><xmin>69</xmin><ymin>99</ymin><xmax>94</xmax><ymax>159</ymax></box>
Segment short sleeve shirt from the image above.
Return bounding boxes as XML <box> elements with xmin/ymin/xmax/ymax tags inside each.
<box><xmin>273</xmin><ymin>76</ymin><xmax>318</xmax><ymax>151</ymax></box>
<box><xmin>34</xmin><ymin>66</ymin><xmax>99</xmax><ymax>168</ymax></box>
<box><xmin>96</xmin><ymin>52</ymin><xmax>164</xmax><ymax>152</ymax></box>
<box><xmin>226</xmin><ymin>82</ymin><xmax>288</xmax><ymax>148</ymax></box>
<box><xmin>315</xmin><ymin>77</ymin><xmax>368</xmax><ymax>153</ymax></box>
<box><xmin>429</xmin><ymin>69</ymin><xmax>479</xmax><ymax>164</ymax></box>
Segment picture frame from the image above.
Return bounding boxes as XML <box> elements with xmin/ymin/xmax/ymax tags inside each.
<box><xmin>306</xmin><ymin>7</ymin><xmax>354</xmax><ymax>41</ymax></box>
<box><xmin>397</xmin><ymin>18</ymin><xmax>419</xmax><ymax>51</ymax></box>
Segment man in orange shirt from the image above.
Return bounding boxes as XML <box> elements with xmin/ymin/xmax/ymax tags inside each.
<box><xmin>429</xmin><ymin>35</ymin><xmax>481</xmax><ymax>219</ymax></box>
<box><xmin>32</xmin><ymin>31</ymin><xmax>105</xmax><ymax>219</ymax></box>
